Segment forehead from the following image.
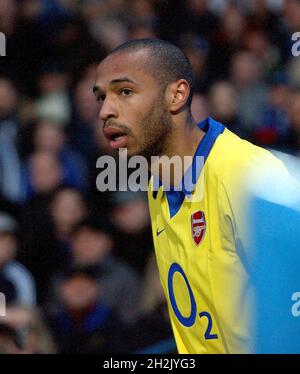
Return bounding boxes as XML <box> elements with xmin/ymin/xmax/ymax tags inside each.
<box><xmin>95</xmin><ymin>50</ymin><xmax>156</xmax><ymax>88</ymax></box>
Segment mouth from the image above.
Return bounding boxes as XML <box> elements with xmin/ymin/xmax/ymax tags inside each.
<box><xmin>103</xmin><ymin>126</ymin><xmax>128</xmax><ymax>149</ymax></box>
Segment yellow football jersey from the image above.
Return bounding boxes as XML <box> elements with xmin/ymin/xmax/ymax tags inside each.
<box><xmin>147</xmin><ymin>117</ymin><xmax>289</xmax><ymax>354</ymax></box>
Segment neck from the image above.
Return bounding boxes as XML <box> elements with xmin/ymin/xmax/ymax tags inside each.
<box><xmin>151</xmin><ymin>114</ymin><xmax>205</xmax><ymax>187</ymax></box>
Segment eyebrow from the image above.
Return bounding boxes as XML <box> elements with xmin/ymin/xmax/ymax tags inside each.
<box><xmin>93</xmin><ymin>77</ymin><xmax>137</xmax><ymax>96</ymax></box>
<box><xmin>110</xmin><ymin>77</ymin><xmax>136</xmax><ymax>85</ymax></box>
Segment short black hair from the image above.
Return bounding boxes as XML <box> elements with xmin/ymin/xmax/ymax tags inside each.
<box><xmin>108</xmin><ymin>38</ymin><xmax>195</xmax><ymax>107</ymax></box>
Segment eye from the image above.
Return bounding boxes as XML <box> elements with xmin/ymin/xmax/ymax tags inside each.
<box><xmin>120</xmin><ymin>88</ymin><xmax>132</xmax><ymax>97</ymax></box>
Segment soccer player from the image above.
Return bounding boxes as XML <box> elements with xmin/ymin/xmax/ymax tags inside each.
<box><xmin>93</xmin><ymin>39</ymin><xmax>297</xmax><ymax>353</ymax></box>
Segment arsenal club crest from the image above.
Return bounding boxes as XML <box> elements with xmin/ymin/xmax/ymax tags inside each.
<box><xmin>191</xmin><ymin>210</ymin><xmax>206</xmax><ymax>245</ymax></box>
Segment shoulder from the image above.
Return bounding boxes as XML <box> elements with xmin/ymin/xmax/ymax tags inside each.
<box><xmin>211</xmin><ymin>128</ymin><xmax>286</xmax><ymax>172</ymax></box>
<box><xmin>4</xmin><ymin>261</ymin><xmax>34</xmax><ymax>281</ymax></box>
<box><xmin>207</xmin><ymin>128</ymin><xmax>289</xmax><ymax>189</ymax></box>
<box><xmin>206</xmin><ymin>129</ymin><xmax>297</xmax><ymax>231</ymax></box>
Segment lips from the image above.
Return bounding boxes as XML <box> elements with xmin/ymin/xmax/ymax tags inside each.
<box><xmin>103</xmin><ymin>126</ymin><xmax>128</xmax><ymax>149</ymax></box>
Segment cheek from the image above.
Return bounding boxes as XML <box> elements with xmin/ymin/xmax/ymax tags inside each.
<box><xmin>122</xmin><ymin>96</ymin><xmax>155</xmax><ymax>131</ymax></box>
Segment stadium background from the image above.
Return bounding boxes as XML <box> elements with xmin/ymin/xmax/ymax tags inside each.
<box><xmin>0</xmin><ymin>0</ymin><xmax>299</xmax><ymax>353</ymax></box>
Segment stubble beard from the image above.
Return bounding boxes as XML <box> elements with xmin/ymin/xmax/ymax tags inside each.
<box><xmin>136</xmin><ymin>94</ymin><xmax>173</xmax><ymax>163</ymax></box>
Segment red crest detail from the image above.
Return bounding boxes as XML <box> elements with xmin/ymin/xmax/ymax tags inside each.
<box><xmin>191</xmin><ymin>211</ymin><xmax>206</xmax><ymax>245</ymax></box>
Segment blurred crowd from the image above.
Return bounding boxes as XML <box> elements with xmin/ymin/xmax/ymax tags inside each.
<box><xmin>0</xmin><ymin>0</ymin><xmax>299</xmax><ymax>354</ymax></box>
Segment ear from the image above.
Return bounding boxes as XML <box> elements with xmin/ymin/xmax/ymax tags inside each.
<box><xmin>166</xmin><ymin>79</ymin><xmax>191</xmax><ymax>113</ymax></box>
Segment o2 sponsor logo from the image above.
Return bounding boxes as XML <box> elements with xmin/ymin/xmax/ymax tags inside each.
<box><xmin>168</xmin><ymin>263</ymin><xmax>218</xmax><ymax>340</ymax></box>
<box><xmin>0</xmin><ymin>33</ymin><xmax>6</xmax><ymax>57</ymax></box>
<box><xmin>292</xmin><ymin>32</ymin><xmax>300</xmax><ymax>57</ymax></box>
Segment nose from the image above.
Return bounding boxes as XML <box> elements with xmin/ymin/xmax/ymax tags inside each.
<box><xmin>99</xmin><ymin>97</ymin><xmax>118</xmax><ymax>122</ymax></box>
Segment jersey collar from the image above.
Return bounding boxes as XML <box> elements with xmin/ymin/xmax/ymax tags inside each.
<box><xmin>153</xmin><ymin>117</ymin><xmax>225</xmax><ymax>218</ymax></box>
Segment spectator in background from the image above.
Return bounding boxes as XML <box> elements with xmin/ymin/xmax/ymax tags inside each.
<box><xmin>24</xmin><ymin>129</ymin><xmax>88</xmax><ymax>198</ymax></box>
<box><xmin>254</xmin><ymin>71</ymin><xmax>292</xmax><ymax>148</ymax></box>
<box><xmin>230</xmin><ymin>50</ymin><xmax>268</xmax><ymax>132</ymax></box>
<box><xmin>71</xmin><ymin>71</ymin><xmax>100</xmax><ymax>165</ymax></box>
<box><xmin>49</xmin><ymin>217</ymin><xmax>139</xmax><ymax>325</ymax></box>
<box><xmin>0</xmin><ymin>0</ymin><xmax>47</xmax><ymax>95</ymax></box>
<box><xmin>20</xmin><ymin>151</ymin><xmax>65</xmax><ymax>302</ymax></box>
<box><xmin>20</xmin><ymin>185</ymin><xmax>87</xmax><ymax>305</ymax></box>
<box><xmin>0</xmin><ymin>305</ymin><xmax>56</xmax><ymax>354</ymax></box>
<box><xmin>128</xmin><ymin>20</ymin><xmax>157</xmax><ymax>40</ymax></box>
<box><xmin>129</xmin><ymin>254</ymin><xmax>175</xmax><ymax>354</ymax></box>
<box><xmin>0</xmin><ymin>78</ymin><xmax>24</xmax><ymax>204</ymax></box>
<box><xmin>246</xmin><ymin>0</ymin><xmax>285</xmax><ymax>59</ymax></box>
<box><xmin>184</xmin><ymin>0</ymin><xmax>218</xmax><ymax>43</ymax></box>
<box><xmin>130</xmin><ymin>0</ymin><xmax>157</xmax><ymax>27</ymax></box>
<box><xmin>81</xmin><ymin>0</ymin><xmax>129</xmax><ymax>54</ymax></box>
<box><xmin>24</xmin><ymin>150</ymin><xmax>64</xmax><ymax>199</ymax></box>
<box><xmin>32</xmin><ymin>119</ymin><xmax>88</xmax><ymax>191</ymax></box>
<box><xmin>0</xmin><ymin>0</ymin><xmax>17</xmax><ymax>38</ymax></box>
<box><xmin>154</xmin><ymin>0</ymin><xmax>186</xmax><ymax>43</ymax></box>
<box><xmin>0</xmin><ymin>78</ymin><xmax>19</xmax><ymax>143</ymax></box>
<box><xmin>191</xmin><ymin>93</ymin><xmax>209</xmax><ymax>123</ymax></box>
<box><xmin>0</xmin><ymin>212</ymin><xmax>36</xmax><ymax>306</ymax></box>
<box><xmin>209</xmin><ymin>1</ymin><xmax>246</xmax><ymax>81</ymax></box>
<box><xmin>179</xmin><ymin>33</ymin><xmax>210</xmax><ymax>94</ymax></box>
<box><xmin>242</xmin><ymin>27</ymin><xmax>280</xmax><ymax>75</ymax></box>
<box><xmin>43</xmin><ymin>12</ymin><xmax>102</xmax><ymax>79</ymax></box>
<box><xmin>92</xmin><ymin>18</ymin><xmax>128</xmax><ymax>53</ymax></box>
<box><xmin>48</xmin><ymin>266</ymin><xmax>129</xmax><ymax>353</ymax></box>
<box><xmin>283</xmin><ymin>0</ymin><xmax>300</xmax><ymax>35</ymax></box>
<box><xmin>110</xmin><ymin>191</ymin><xmax>152</xmax><ymax>274</ymax></box>
<box><xmin>208</xmin><ymin>80</ymin><xmax>245</xmax><ymax>138</ymax></box>
<box><xmin>128</xmin><ymin>0</ymin><xmax>158</xmax><ymax>40</ymax></box>
<box><xmin>34</xmin><ymin>63</ymin><xmax>71</xmax><ymax>126</ymax></box>
<box><xmin>49</xmin><ymin>186</ymin><xmax>88</xmax><ymax>268</ymax></box>
<box><xmin>87</xmin><ymin>116</ymin><xmax>117</xmax><ymax>215</ymax></box>
<box><xmin>219</xmin><ymin>0</ymin><xmax>246</xmax><ymax>47</ymax></box>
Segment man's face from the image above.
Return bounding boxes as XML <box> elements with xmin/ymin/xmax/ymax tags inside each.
<box><xmin>0</xmin><ymin>79</ymin><xmax>17</xmax><ymax>119</ymax></box>
<box><xmin>72</xmin><ymin>228</ymin><xmax>112</xmax><ymax>265</ymax></box>
<box><xmin>94</xmin><ymin>50</ymin><xmax>173</xmax><ymax>159</ymax></box>
<box><xmin>0</xmin><ymin>232</ymin><xmax>17</xmax><ymax>267</ymax></box>
<box><xmin>60</xmin><ymin>275</ymin><xmax>99</xmax><ymax>311</ymax></box>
